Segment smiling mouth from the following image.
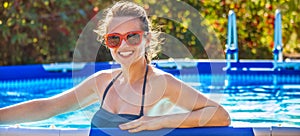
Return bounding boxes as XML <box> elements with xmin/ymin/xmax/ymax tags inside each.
<box><xmin>118</xmin><ymin>51</ymin><xmax>134</xmax><ymax>57</ymax></box>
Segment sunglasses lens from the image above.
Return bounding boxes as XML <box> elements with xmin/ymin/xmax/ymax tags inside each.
<box><xmin>127</xmin><ymin>33</ymin><xmax>141</xmax><ymax>45</ymax></box>
<box><xmin>107</xmin><ymin>35</ymin><xmax>120</xmax><ymax>47</ymax></box>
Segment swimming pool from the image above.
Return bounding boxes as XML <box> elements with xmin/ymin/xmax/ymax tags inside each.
<box><xmin>0</xmin><ymin>60</ymin><xmax>300</xmax><ymax>135</ymax></box>
<box><xmin>1</xmin><ymin>74</ymin><xmax>300</xmax><ymax>128</ymax></box>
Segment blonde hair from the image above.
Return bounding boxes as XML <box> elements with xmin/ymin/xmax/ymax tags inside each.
<box><xmin>94</xmin><ymin>1</ymin><xmax>161</xmax><ymax>63</ymax></box>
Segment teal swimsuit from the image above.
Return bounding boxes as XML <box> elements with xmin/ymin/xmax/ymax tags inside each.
<box><xmin>89</xmin><ymin>66</ymin><xmax>148</xmax><ymax>135</ymax></box>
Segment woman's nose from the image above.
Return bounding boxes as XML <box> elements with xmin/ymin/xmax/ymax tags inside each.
<box><xmin>119</xmin><ymin>39</ymin><xmax>128</xmax><ymax>47</ymax></box>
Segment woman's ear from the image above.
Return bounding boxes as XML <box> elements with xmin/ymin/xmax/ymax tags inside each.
<box><xmin>146</xmin><ymin>32</ymin><xmax>151</xmax><ymax>43</ymax></box>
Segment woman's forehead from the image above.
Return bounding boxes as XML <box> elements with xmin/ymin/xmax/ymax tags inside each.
<box><xmin>107</xmin><ymin>17</ymin><xmax>142</xmax><ymax>33</ymax></box>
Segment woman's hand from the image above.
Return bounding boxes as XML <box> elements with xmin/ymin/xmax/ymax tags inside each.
<box><xmin>119</xmin><ymin>116</ymin><xmax>165</xmax><ymax>133</ymax></box>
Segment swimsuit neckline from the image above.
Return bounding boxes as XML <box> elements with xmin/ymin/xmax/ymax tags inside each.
<box><xmin>100</xmin><ymin>65</ymin><xmax>149</xmax><ymax>116</ymax></box>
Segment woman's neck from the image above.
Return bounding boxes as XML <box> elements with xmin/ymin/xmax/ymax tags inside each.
<box><xmin>120</xmin><ymin>57</ymin><xmax>148</xmax><ymax>84</ymax></box>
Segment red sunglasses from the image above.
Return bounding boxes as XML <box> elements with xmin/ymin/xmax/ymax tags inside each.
<box><xmin>104</xmin><ymin>31</ymin><xmax>146</xmax><ymax>48</ymax></box>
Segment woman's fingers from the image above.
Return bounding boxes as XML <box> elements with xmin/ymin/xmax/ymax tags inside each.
<box><xmin>128</xmin><ymin>125</ymin><xmax>146</xmax><ymax>133</ymax></box>
<box><xmin>119</xmin><ymin>116</ymin><xmax>163</xmax><ymax>133</ymax></box>
<box><xmin>119</xmin><ymin>118</ymin><xmax>142</xmax><ymax>130</ymax></box>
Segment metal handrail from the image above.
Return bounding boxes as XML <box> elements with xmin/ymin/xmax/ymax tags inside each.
<box><xmin>225</xmin><ymin>10</ymin><xmax>239</xmax><ymax>70</ymax></box>
<box><xmin>273</xmin><ymin>9</ymin><xmax>283</xmax><ymax>69</ymax></box>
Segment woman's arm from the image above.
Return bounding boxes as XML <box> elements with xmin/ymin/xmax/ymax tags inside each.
<box><xmin>120</xmin><ymin>73</ymin><xmax>230</xmax><ymax>133</ymax></box>
<box><xmin>160</xmin><ymin>74</ymin><xmax>231</xmax><ymax>128</ymax></box>
<box><xmin>0</xmin><ymin>74</ymin><xmax>100</xmax><ymax>125</ymax></box>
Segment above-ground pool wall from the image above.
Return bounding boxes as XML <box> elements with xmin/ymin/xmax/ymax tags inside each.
<box><xmin>1</xmin><ymin>60</ymin><xmax>300</xmax><ymax>86</ymax></box>
<box><xmin>156</xmin><ymin>60</ymin><xmax>300</xmax><ymax>86</ymax></box>
<box><xmin>1</xmin><ymin>127</ymin><xmax>300</xmax><ymax>136</ymax></box>
<box><xmin>0</xmin><ymin>62</ymin><xmax>119</xmax><ymax>81</ymax></box>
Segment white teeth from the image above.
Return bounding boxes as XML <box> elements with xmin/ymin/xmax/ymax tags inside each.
<box><xmin>119</xmin><ymin>51</ymin><xmax>134</xmax><ymax>56</ymax></box>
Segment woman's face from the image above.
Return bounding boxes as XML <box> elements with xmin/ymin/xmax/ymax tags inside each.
<box><xmin>106</xmin><ymin>17</ymin><xmax>148</xmax><ymax>66</ymax></box>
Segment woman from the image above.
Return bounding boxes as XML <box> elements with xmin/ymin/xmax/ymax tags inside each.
<box><xmin>0</xmin><ymin>1</ymin><xmax>230</xmax><ymax>135</ymax></box>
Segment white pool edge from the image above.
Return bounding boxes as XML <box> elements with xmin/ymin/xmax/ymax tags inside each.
<box><xmin>0</xmin><ymin>127</ymin><xmax>90</xmax><ymax>136</ymax></box>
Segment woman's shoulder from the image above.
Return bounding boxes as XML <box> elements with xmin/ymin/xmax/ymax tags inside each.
<box><xmin>150</xmin><ymin>66</ymin><xmax>177</xmax><ymax>80</ymax></box>
<box><xmin>149</xmin><ymin>66</ymin><xmax>183</xmax><ymax>97</ymax></box>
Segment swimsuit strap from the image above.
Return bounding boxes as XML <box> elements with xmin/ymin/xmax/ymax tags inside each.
<box><xmin>100</xmin><ymin>71</ymin><xmax>122</xmax><ymax>107</ymax></box>
<box><xmin>139</xmin><ymin>65</ymin><xmax>148</xmax><ymax>116</ymax></box>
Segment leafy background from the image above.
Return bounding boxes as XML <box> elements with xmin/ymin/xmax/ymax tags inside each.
<box><xmin>0</xmin><ymin>0</ymin><xmax>299</xmax><ymax>65</ymax></box>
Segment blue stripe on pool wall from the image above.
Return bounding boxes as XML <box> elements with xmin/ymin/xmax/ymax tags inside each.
<box><xmin>90</xmin><ymin>127</ymin><xmax>255</xmax><ymax>136</ymax></box>
<box><xmin>1</xmin><ymin>127</ymin><xmax>300</xmax><ymax>136</ymax></box>
<box><xmin>0</xmin><ymin>60</ymin><xmax>299</xmax><ymax>81</ymax></box>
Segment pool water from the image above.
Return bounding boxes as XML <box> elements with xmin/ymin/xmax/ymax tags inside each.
<box><xmin>0</xmin><ymin>74</ymin><xmax>299</xmax><ymax>128</ymax></box>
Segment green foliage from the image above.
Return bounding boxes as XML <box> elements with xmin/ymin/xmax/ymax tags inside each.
<box><xmin>198</xmin><ymin>0</ymin><xmax>300</xmax><ymax>59</ymax></box>
<box><xmin>0</xmin><ymin>0</ymin><xmax>109</xmax><ymax>65</ymax></box>
<box><xmin>0</xmin><ymin>0</ymin><xmax>299</xmax><ymax>65</ymax></box>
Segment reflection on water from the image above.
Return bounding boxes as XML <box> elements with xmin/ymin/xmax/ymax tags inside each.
<box><xmin>0</xmin><ymin>74</ymin><xmax>299</xmax><ymax>128</ymax></box>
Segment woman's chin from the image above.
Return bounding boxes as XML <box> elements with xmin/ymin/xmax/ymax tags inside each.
<box><xmin>115</xmin><ymin>58</ymin><xmax>134</xmax><ymax>67</ymax></box>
